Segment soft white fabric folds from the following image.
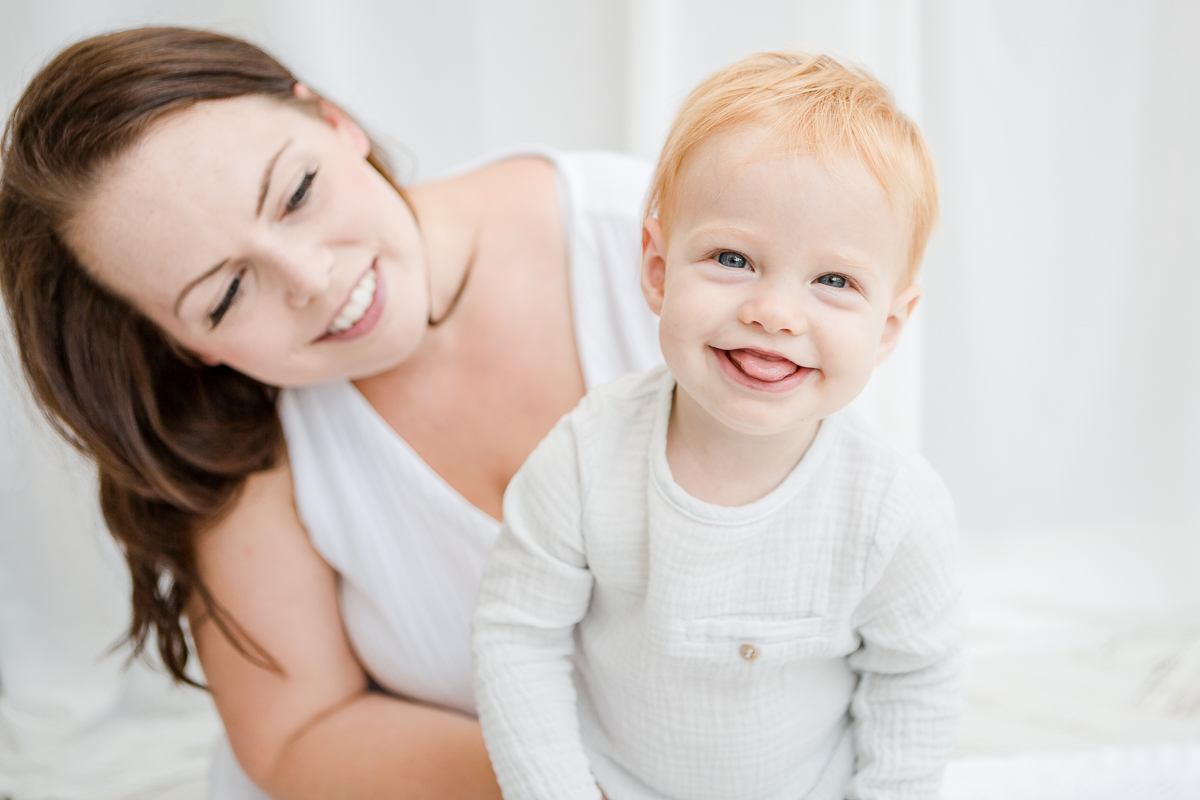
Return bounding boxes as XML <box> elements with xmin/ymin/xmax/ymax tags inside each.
<box><xmin>474</xmin><ymin>367</ymin><xmax>964</xmax><ymax>800</ymax></box>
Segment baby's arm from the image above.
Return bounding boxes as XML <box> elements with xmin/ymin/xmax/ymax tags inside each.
<box><xmin>846</xmin><ymin>462</ymin><xmax>964</xmax><ymax>800</ymax></box>
<box><xmin>472</xmin><ymin>414</ymin><xmax>602</xmax><ymax>800</ymax></box>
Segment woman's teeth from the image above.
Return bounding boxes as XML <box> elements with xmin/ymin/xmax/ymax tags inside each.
<box><xmin>327</xmin><ymin>269</ymin><xmax>377</xmax><ymax>334</ymax></box>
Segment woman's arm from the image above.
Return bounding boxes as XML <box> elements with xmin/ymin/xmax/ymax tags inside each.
<box><xmin>192</xmin><ymin>462</ymin><xmax>501</xmax><ymax>800</ymax></box>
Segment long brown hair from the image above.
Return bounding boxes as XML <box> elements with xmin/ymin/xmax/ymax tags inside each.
<box><xmin>0</xmin><ymin>27</ymin><xmax>401</xmax><ymax>684</ymax></box>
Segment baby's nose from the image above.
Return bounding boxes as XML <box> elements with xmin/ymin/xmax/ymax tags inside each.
<box><xmin>740</xmin><ymin>289</ymin><xmax>806</xmax><ymax>335</ymax></box>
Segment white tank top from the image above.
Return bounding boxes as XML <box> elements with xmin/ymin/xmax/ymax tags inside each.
<box><xmin>211</xmin><ymin>148</ymin><xmax>659</xmax><ymax>799</ymax></box>
<box><xmin>281</xmin><ymin>148</ymin><xmax>659</xmax><ymax>713</ymax></box>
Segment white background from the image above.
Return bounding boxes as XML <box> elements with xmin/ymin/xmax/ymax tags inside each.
<box><xmin>2</xmin><ymin>1</ymin><xmax>1198</xmax><ymax>798</ymax></box>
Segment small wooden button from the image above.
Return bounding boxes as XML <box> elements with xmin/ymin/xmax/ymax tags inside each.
<box><xmin>740</xmin><ymin>643</ymin><xmax>759</xmax><ymax>661</ymax></box>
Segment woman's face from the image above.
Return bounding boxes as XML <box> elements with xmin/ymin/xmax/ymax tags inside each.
<box><xmin>65</xmin><ymin>95</ymin><xmax>430</xmax><ymax>387</ymax></box>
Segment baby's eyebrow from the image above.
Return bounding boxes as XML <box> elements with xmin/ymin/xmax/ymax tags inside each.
<box><xmin>823</xmin><ymin>251</ymin><xmax>879</xmax><ymax>275</ymax></box>
<box><xmin>687</xmin><ymin>223</ymin><xmax>758</xmax><ymax>242</ymax></box>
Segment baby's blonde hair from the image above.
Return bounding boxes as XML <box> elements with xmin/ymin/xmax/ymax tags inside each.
<box><xmin>646</xmin><ymin>51</ymin><xmax>938</xmax><ymax>284</ymax></box>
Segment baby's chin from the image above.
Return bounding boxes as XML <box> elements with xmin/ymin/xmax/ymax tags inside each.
<box><xmin>674</xmin><ymin>383</ymin><xmax>825</xmax><ymax>439</ymax></box>
<box><xmin>714</xmin><ymin>406</ymin><xmax>825</xmax><ymax>439</ymax></box>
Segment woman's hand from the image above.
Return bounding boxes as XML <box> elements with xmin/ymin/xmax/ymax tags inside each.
<box><xmin>192</xmin><ymin>462</ymin><xmax>501</xmax><ymax>799</ymax></box>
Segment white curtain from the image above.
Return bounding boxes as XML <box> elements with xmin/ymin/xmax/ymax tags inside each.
<box><xmin>2</xmin><ymin>2</ymin><xmax>1197</xmax><ymax>798</ymax></box>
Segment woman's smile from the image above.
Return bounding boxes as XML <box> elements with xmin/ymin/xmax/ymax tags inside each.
<box><xmin>65</xmin><ymin>95</ymin><xmax>432</xmax><ymax>387</ymax></box>
<box><xmin>319</xmin><ymin>260</ymin><xmax>386</xmax><ymax>341</ymax></box>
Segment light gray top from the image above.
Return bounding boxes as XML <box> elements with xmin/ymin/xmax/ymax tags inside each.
<box><xmin>474</xmin><ymin>366</ymin><xmax>964</xmax><ymax>800</ymax></box>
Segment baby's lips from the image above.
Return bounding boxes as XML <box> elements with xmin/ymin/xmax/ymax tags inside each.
<box><xmin>727</xmin><ymin>348</ymin><xmax>800</xmax><ymax>382</ymax></box>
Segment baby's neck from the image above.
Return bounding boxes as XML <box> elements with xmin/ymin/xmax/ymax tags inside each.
<box><xmin>665</xmin><ymin>387</ymin><xmax>822</xmax><ymax>507</ymax></box>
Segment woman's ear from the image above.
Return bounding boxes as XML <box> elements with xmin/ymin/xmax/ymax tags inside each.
<box><xmin>294</xmin><ymin>82</ymin><xmax>370</xmax><ymax>158</ymax></box>
<box><xmin>641</xmin><ymin>217</ymin><xmax>667</xmax><ymax>316</ymax></box>
<box><xmin>875</xmin><ymin>283</ymin><xmax>921</xmax><ymax>365</ymax></box>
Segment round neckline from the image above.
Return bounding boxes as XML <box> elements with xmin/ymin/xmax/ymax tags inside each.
<box><xmin>648</xmin><ymin>368</ymin><xmax>843</xmax><ymax>527</ymax></box>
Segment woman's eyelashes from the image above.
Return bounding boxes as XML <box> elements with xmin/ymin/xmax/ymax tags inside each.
<box><xmin>208</xmin><ymin>269</ymin><xmax>245</xmax><ymax>328</ymax></box>
<box><xmin>205</xmin><ymin>169</ymin><xmax>314</xmax><ymax>329</ymax></box>
<box><xmin>285</xmin><ymin>170</ymin><xmax>317</xmax><ymax>214</ymax></box>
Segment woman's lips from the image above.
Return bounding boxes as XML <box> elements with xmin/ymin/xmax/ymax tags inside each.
<box><xmin>714</xmin><ymin>347</ymin><xmax>813</xmax><ymax>393</ymax></box>
<box><xmin>318</xmin><ymin>261</ymin><xmax>386</xmax><ymax>342</ymax></box>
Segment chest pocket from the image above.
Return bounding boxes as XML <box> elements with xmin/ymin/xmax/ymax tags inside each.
<box><xmin>684</xmin><ymin>614</ymin><xmax>828</xmax><ymax>663</ymax></box>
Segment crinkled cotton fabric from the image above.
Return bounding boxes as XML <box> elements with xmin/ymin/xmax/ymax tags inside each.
<box><xmin>474</xmin><ymin>367</ymin><xmax>964</xmax><ymax>800</ymax></box>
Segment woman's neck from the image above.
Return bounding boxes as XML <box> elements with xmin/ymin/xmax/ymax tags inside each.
<box><xmin>406</xmin><ymin>176</ymin><xmax>484</xmax><ymax>332</ymax></box>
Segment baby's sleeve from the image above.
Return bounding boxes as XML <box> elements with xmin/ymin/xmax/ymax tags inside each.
<box><xmin>471</xmin><ymin>411</ymin><xmax>602</xmax><ymax>800</ymax></box>
<box><xmin>845</xmin><ymin>458</ymin><xmax>965</xmax><ymax>800</ymax></box>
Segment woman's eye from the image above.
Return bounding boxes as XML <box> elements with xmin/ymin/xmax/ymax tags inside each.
<box><xmin>208</xmin><ymin>272</ymin><xmax>243</xmax><ymax>328</ymax></box>
<box><xmin>286</xmin><ymin>170</ymin><xmax>317</xmax><ymax>213</ymax></box>
<box><xmin>816</xmin><ymin>273</ymin><xmax>848</xmax><ymax>289</ymax></box>
<box><xmin>716</xmin><ymin>251</ymin><xmax>749</xmax><ymax>269</ymax></box>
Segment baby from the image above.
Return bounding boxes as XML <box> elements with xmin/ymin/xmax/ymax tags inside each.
<box><xmin>472</xmin><ymin>52</ymin><xmax>962</xmax><ymax>800</ymax></box>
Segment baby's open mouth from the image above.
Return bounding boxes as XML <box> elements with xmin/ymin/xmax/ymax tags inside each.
<box><xmin>725</xmin><ymin>348</ymin><xmax>801</xmax><ymax>382</ymax></box>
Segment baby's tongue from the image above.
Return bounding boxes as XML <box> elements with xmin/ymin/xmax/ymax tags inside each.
<box><xmin>727</xmin><ymin>349</ymin><xmax>800</xmax><ymax>382</ymax></box>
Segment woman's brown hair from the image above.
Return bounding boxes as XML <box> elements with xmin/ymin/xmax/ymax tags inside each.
<box><xmin>0</xmin><ymin>27</ymin><xmax>400</xmax><ymax>684</ymax></box>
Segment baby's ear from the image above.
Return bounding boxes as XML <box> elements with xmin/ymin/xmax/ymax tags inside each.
<box><xmin>640</xmin><ymin>218</ymin><xmax>667</xmax><ymax>316</ymax></box>
<box><xmin>876</xmin><ymin>283</ymin><xmax>921</xmax><ymax>365</ymax></box>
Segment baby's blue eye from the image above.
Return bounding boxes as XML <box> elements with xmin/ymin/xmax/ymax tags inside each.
<box><xmin>817</xmin><ymin>273</ymin><xmax>848</xmax><ymax>289</ymax></box>
<box><xmin>716</xmin><ymin>251</ymin><xmax>748</xmax><ymax>269</ymax></box>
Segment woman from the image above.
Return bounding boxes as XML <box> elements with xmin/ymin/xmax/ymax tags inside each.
<box><xmin>0</xmin><ymin>27</ymin><xmax>659</xmax><ymax>799</ymax></box>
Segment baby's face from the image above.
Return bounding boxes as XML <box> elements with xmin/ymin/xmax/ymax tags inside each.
<box><xmin>642</xmin><ymin>126</ymin><xmax>919</xmax><ymax>437</ymax></box>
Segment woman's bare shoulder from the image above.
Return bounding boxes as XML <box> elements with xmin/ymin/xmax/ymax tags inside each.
<box><xmin>419</xmin><ymin>155</ymin><xmax>556</xmax><ymax>221</ymax></box>
<box><xmin>476</xmin><ymin>153</ymin><xmax>556</xmax><ymax>182</ymax></box>
<box><xmin>477</xmin><ymin>156</ymin><xmax>560</xmax><ymax>238</ymax></box>
<box><xmin>196</xmin><ymin>458</ymin><xmax>297</xmax><ymax>554</ymax></box>
<box><xmin>192</xmin><ymin>457</ymin><xmax>325</xmax><ymax>619</ymax></box>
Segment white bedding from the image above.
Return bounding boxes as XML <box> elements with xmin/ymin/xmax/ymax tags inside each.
<box><xmin>944</xmin><ymin>742</ymin><xmax>1200</xmax><ymax>800</ymax></box>
<box><xmin>942</xmin><ymin>522</ymin><xmax>1200</xmax><ymax>799</ymax></box>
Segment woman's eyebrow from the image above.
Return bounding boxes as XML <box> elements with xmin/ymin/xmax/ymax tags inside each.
<box><xmin>174</xmin><ymin>259</ymin><xmax>229</xmax><ymax>318</ymax></box>
<box><xmin>257</xmin><ymin>138</ymin><xmax>294</xmax><ymax>217</ymax></box>
<box><xmin>172</xmin><ymin>139</ymin><xmax>295</xmax><ymax>318</ymax></box>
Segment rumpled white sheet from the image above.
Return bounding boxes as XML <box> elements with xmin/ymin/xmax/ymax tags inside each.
<box><xmin>942</xmin><ymin>522</ymin><xmax>1200</xmax><ymax>799</ymax></box>
<box><xmin>945</xmin><ymin>742</ymin><xmax>1200</xmax><ymax>800</ymax></box>
<box><xmin>1</xmin><ymin>329</ymin><xmax>219</xmax><ymax>800</ymax></box>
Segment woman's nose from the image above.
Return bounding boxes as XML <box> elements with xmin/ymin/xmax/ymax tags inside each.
<box><xmin>259</xmin><ymin>239</ymin><xmax>334</xmax><ymax>309</ymax></box>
